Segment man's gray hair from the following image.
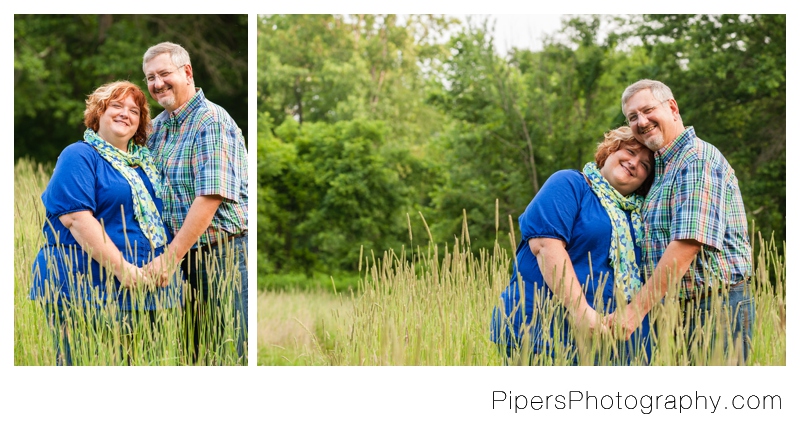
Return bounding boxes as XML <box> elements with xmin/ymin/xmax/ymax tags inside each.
<box><xmin>621</xmin><ymin>79</ymin><xmax>675</xmax><ymax>113</ymax></box>
<box><xmin>143</xmin><ymin>41</ymin><xmax>192</xmax><ymax>71</ymax></box>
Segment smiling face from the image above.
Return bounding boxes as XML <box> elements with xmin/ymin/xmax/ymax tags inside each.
<box><xmin>623</xmin><ymin>89</ymin><xmax>683</xmax><ymax>151</ymax></box>
<box><xmin>96</xmin><ymin>94</ymin><xmax>141</xmax><ymax>150</ymax></box>
<box><xmin>143</xmin><ymin>53</ymin><xmax>194</xmax><ymax>112</ymax></box>
<box><xmin>599</xmin><ymin>142</ymin><xmax>654</xmax><ymax>196</ymax></box>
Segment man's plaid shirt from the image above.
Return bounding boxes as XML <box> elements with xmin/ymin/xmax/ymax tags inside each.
<box><xmin>147</xmin><ymin>88</ymin><xmax>248</xmax><ymax>248</ymax></box>
<box><xmin>641</xmin><ymin>127</ymin><xmax>751</xmax><ymax>298</ymax></box>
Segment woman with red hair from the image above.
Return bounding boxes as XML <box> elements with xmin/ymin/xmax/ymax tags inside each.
<box><xmin>30</xmin><ymin>81</ymin><xmax>182</xmax><ymax>365</ymax></box>
<box><xmin>492</xmin><ymin>126</ymin><xmax>655</xmax><ymax>365</ymax></box>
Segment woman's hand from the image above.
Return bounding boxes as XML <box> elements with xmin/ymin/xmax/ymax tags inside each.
<box><xmin>572</xmin><ymin>305</ymin><xmax>609</xmax><ymax>336</ymax></box>
<box><xmin>115</xmin><ymin>261</ymin><xmax>156</xmax><ymax>290</ymax></box>
<box><xmin>571</xmin><ymin>304</ymin><xmax>613</xmax><ymax>364</ymax></box>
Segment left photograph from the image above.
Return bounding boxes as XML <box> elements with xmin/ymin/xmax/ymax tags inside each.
<box><xmin>14</xmin><ymin>14</ymin><xmax>249</xmax><ymax>366</ymax></box>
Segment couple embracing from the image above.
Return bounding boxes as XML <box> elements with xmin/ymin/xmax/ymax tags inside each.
<box><xmin>492</xmin><ymin>79</ymin><xmax>753</xmax><ymax>366</ymax></box>
<box><xmin>29</xmin><ymin>42</ymin><xmax>248</xmax><ymax>365</ymax></box>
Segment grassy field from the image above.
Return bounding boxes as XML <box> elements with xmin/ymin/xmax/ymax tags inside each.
<box><xmin>15</xmin><ymin>158</ymin><xmax>246</xmax><ymax>366</ymax></box>
<box><xmin>259</xmin><ymin>217</ymin><xmax>786</xmax><ymax>366</ymax></box>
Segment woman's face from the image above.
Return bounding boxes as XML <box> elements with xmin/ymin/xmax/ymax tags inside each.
<box><xmin>599</xmin><ymin>143</ymin><xmax>653</xmax><ymax>196</ymax></box>
<box><xmin>97</xmin><ymin>94</ymin><xmax>140</xmax><ymax>148</ymax></box>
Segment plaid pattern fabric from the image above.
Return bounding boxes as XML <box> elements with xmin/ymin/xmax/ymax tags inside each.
<box><xmin>147</xmin><ymin>88</ymin><xmax>248</xmax><ymax>248</ymax></box>
<box><xmin>641</xmin><ymin>127</ymin><xmax>751</xmax><ymax>298</ymax></box>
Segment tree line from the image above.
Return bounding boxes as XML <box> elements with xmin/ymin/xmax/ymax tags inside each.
<box><xmin>258</xmin><ymin>14</ymin><xmax>785</xmax><ymax>281</ymax></box>
<box><xmin>14</xmin><ymin>14</ymin><xmax>248</xmax><ymax>163</ymax></box>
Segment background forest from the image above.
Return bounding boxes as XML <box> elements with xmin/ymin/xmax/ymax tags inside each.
<box><xmin>258</xmin><ymin>14</ymin><xmax>786</xmax><ymax>288</ymax></box>
<box><xmin>14</xmin><ymin>14</ymin><xmax>248</xmax><ymax>163</ymax></box>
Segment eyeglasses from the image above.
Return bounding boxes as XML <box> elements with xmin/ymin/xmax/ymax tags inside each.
<box><xmin>625</xmin><ymin>99</ymin><xmax>669</xmax><ymax>125</ymax></box>
<box><xmin>144</xmin><ymin>64</ymin><xmax>186</xmax><ymax>84</ymax></box>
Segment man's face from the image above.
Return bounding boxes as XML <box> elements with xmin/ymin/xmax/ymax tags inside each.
<box><xmin>623</xmin><ymin>89</ymin><xmax>681</xmax><ymax>151</ymax></box>
<box><xmin>143</xmin><ymin>53</ymin><xmax>193</xmax><ymax>112</ymax></box>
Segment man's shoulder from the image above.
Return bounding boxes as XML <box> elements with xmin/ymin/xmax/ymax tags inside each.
<box><xmin>191</xmin><ymin>95</ymin><xmax>239</xmax><ymax>128</ymax></box>
<box><xmin>668</xmin><ymin>131</ymin><xmax>736</xmax><ymax>184</ymax></box>
<box><xmin>693</xmin><ymin>135</ymin><xmax>725</xmax><ymax>156</ymax></box>
<box><xmin>672</xmin><ymin>130</ymin><xmax>725</xmax><ymax>166</ymax></box>
<box><xmin>686</xmin><ymin>133</ymin><xmax>730</xmax><ymax>168</ymax></box>
<box><xmin>150</xmin><ymin>110</ymin><xmax>170</xmax><ymax>128</ymax></box>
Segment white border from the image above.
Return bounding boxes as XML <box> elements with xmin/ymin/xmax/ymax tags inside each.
<box><xmin>5</xmin><ymin>4</ymin><xmax>794</xmax><ymax>429</ymax></box>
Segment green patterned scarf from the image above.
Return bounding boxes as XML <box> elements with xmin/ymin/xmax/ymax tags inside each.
<box><xmin>84</xmin><ymin>128</ymin><xmax>167</xmax><ymax>249</ymax></box>
<box><xmin>583</xmin><ymin>162</ymin><xmax>644</xmax><ymax>301</ymax></box>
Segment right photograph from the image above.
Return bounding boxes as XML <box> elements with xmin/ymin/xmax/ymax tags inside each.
<box><xmin>256</xmin><ymin>14</ymin><xmax>786</xmax><ymax>366</ymax></box>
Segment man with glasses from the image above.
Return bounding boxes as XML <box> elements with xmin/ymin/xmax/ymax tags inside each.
<box><xmin>142</xmin><ymin>41</ymin><xmax>248</xmax><ymax>364</ymax></box>
<box><xmin>607</xmin><ymin>79</ymin><xmax>753</xmax><ymax>364</ymax></box>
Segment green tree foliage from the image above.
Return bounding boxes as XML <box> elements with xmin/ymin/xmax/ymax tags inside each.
<box><xmin>258</xmin><ymin>14</ymin><xmax>454</xmax><ymax>275</ymax></box>
<box><xmin>257</xmin><ymin>14</ymin><xmax>452</xmax><ymax>149</ymax></box>
<box><xmin>14</xmin><ymin>14</ymin><xmax>248</xmax><ymax>163</ymax></box>
<box><xmin>259</xmin><ymin>115</ymin><xmax>411</xmax><ymax>274</ymax></box>
<box><xmin>258</xmin><ymin>14</ymin><xmax>785</xmax><ymax>278</ymax></box>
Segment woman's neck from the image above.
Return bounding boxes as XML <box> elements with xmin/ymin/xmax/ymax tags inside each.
<box><xmin>97</xmin><ymin>132</ymin><xmax>128</xmax><ymax>151</ymax></box>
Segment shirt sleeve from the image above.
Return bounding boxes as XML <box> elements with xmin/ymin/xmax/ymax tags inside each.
<box><xmin>42</xmin><ymin>143</ymin><xmax>97</xmax><ymax>218</ymax></box>
<box><xmin>194</xmin><ymin>121</ymin><xmax>242</xmax><ymax>202</ymax></box>
<box><xmin>671</xmin><ymin>159</ymin><xmax>725</xmax><ymax>250</ymax></box>
<box><xmin>519</xmin><ymin>170</ymin><xmax>584</xmax><ymax>244</ymax></box>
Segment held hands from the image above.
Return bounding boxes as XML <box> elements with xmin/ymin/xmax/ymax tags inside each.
<box><xmin>115</xmin><ymin>261</ymin><xmax>157</xmax><ymax>290</ymax></box>
<box><xmin>571</xmin><ymin>305</ymin><xmax>610</xmax><ymax>336</ymax></box>
<box><xmin>143</xmin><ymin>253</ymin><xmax>180</xmax><ymax>288</ymax></box>
<box><xmin>605</xmin><ymin>305</ymin><xmax>643</xmax><ymax>341</ymax></box>
<box><xmin>116</xmin><ymin>253</ymin><xmax>180</xmax><ymax>289</ymax></box>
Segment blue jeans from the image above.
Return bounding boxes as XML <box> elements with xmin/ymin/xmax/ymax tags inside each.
<box><xmin>182</xmin><ymin>235</ymin><xmax>248</xmax><ymax>364</ymax></box>
<box><xmin>682</xmin><ymin>279</ymin><xmax>754</xmax><ymax>364</ymax></box>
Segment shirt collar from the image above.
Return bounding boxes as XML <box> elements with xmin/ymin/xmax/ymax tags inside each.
<box><xmin>168</xmin><ymin>88</ymin><xmax>205</xmax><ymax>124</ymax></box>
<box><xmin>656</xmin><ymin>126</ymin><xmax>695</xmax><ymax>164</ymax></box>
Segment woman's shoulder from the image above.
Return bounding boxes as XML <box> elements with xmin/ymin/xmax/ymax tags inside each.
<box><xmin>57</xmin><ymin>140</ymin><xmax>97</xmax><ymax>161</ymax></box>
<box><xmin>49</xmin><ymin>141</ymin><xmax>103</xmax><ymax>182</ymax></box>
<box><xmin>527</xmin><ymin>170</ymin><xmax>589</xmax><ymax>208</ymax></box>
<box><xmin>542</xmin><ymin>169</ymin><xmax>589</xmax><ymax>191</ymax></box>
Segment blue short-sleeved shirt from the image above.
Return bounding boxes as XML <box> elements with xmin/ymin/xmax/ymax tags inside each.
<box><xmin>491</xmin><ymin>170</ymin><xmax>650</xmax><ymax>361</ymax></box>
<box><xmin>30</xmin><ymin>141</ymin><xmax>182</xmax><ymax>310</ymax></box>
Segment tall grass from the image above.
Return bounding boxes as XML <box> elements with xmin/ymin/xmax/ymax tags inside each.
<box><xmin>257</xmin><ymin>288</ymin><xmax>351</xmax><ymax>365</ymax></box>
<box><xmin>259</xmin><ymin>211</ymin><xmax>785</xmax><ymax>366</ymax></box>
<box><xmin>15</xmin><ymin>158</ymin><xmax>246</xmax><ymax>366</ymax></box>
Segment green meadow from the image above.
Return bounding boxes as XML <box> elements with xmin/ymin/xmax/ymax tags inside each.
<box><xmin>258</xmin><ymin>215</ymin><xmax>785</xmax><ymax>366</ymax></box>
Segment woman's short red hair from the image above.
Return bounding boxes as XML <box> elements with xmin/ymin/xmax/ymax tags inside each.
<box><xmin>83</xmin><ymin>81</ymin><xmax>151</xmax><ymax>146</ymax></box>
